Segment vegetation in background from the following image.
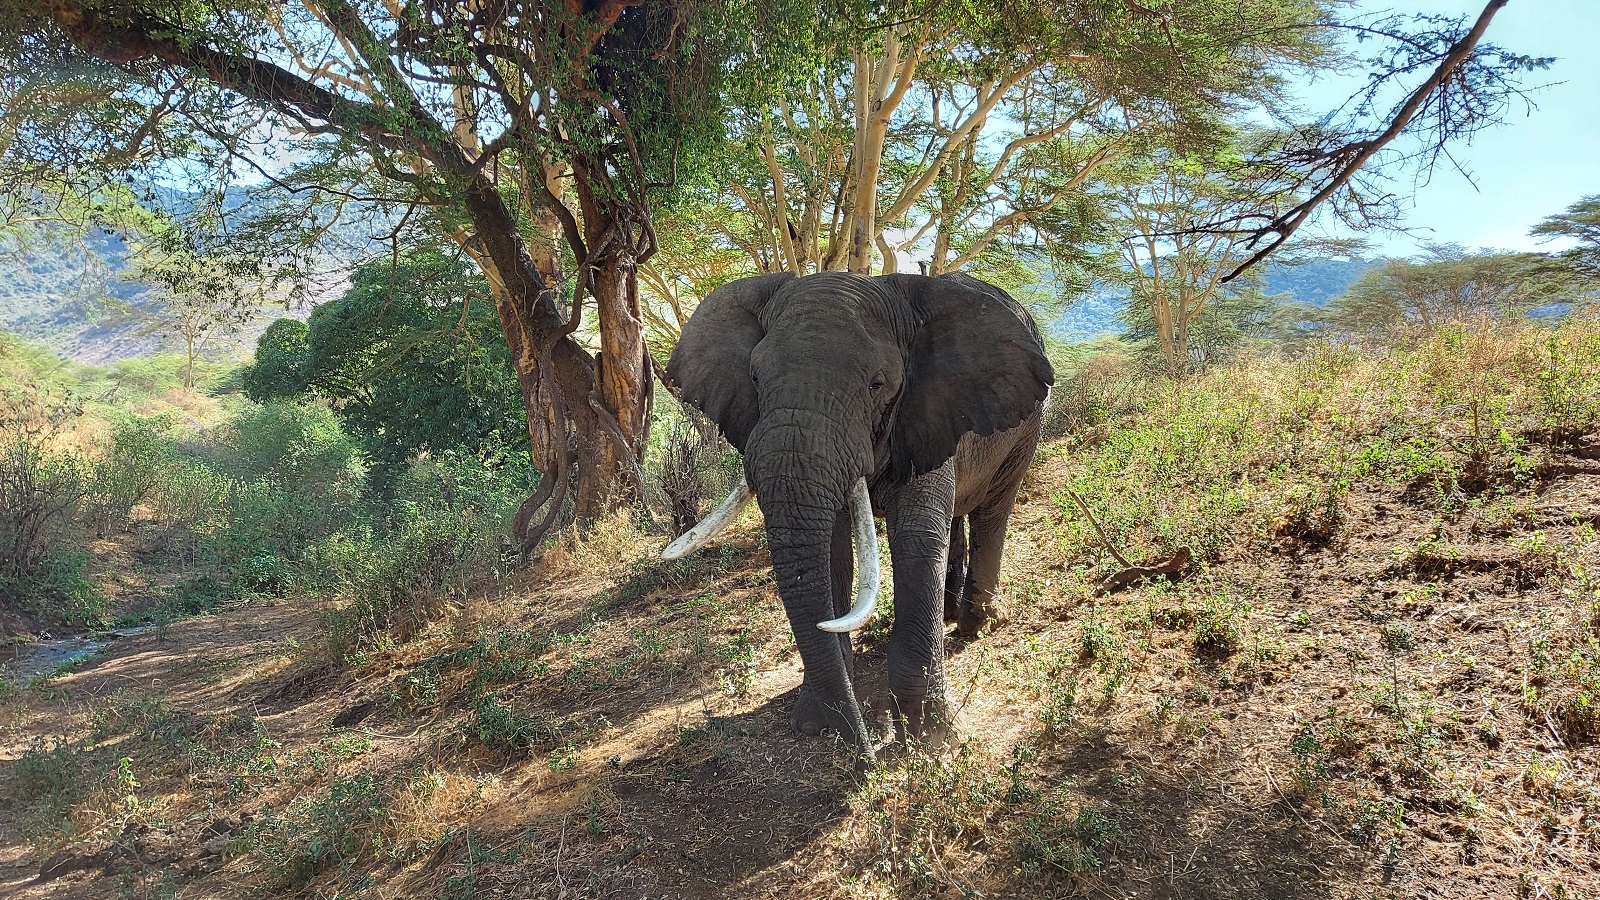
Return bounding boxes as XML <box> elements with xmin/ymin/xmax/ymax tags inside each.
<box><xmin>1532</xmin><ymin>194</ymin><xmax>1600</xmax><ymax>277</ymax></box>
<box><xmin>1321</xmin><ymin>244</ymin><xmax>1582</xmax><ymax>338</ymax></box>
<box><xmin>243</xmin><ymin>254</ymin><xmax>527</xmax><ymax>494</ymax></box>
<box><xmin>0</xmin><ymin>329</ymin><xmax>527</xmax><ymax>635</ymax></box>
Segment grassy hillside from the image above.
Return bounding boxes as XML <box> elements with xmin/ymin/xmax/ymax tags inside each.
<box><xmin>0</xmin><ymin>223</ymin><xmax>323</xmax><ymax>365</ymax></box>
<box><xmin>2</xmin><ymin>318</ymin><xmax>1598</xmax><ymax>898</ymax></box>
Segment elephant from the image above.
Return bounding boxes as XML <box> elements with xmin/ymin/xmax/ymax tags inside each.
<box><xmin>661</xmin><ymin>270</ymin><xmax>1053</xmax><ymax>746</ymax></box>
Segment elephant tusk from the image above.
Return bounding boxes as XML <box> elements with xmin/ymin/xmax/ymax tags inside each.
<box><xmin>818</xmin><ymin>477</ymin><xmax>880</xmax><ymax>633</ymax></box>
<box><xmin>661</xmin><ymin>478</ymin><xmax>755</xmax><ymax>560</ymax></box>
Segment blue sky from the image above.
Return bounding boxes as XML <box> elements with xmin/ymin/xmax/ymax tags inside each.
<box><xmin>1291</xmin><ymin>0</ymin><xmax>1599</xmax><ymax>257</ymax></box>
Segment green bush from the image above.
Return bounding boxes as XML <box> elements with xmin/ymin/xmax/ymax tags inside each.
<box><xmin>10</xmin><ymin>738</ymin><xmax>96</xmax><ymax>843</ymax></box>
<box><xmin>86</xmin><ymin>415</ymin><xmax>177</xmax><ymax>533</ymax></box>
<box><xmin>246</xmin><ymin>774</ymin><xmax>390</xmax><ymax>887</ymax></box>
<box><xmin>214</xmin><ymin>399</ymin><xmax>365</xmax><ymax>495</ymax></box>
<box><xmin>145</xmin><ymin>455</ymin><xmax>232</xmax><ymax>554</ymax></box>
<box><xmin>324</xmin><ymin>505</ymin><xmax>479</xmax><ymax>654</ymax></box>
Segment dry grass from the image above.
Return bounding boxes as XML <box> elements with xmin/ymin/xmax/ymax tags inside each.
<box><xmin>3</xmin><ymin>318</ymin><xmax>1600</xmax><ymax>899</ymax></box>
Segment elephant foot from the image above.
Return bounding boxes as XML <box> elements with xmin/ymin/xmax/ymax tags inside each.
<box><xmin>792</xmin><ymin>687</ymin><xmax>866</xmax><ymax>744</ymax></box>
<box><xmin>955</xmin><ymin>597</ymin><xmax>1005</xmax><ymax>637</ymax></box>
<box><xmin>943</xmin><ymin>593</ymin><xmax>961</xmax><ymax>622</ymax></box>
<box><xmin>890</xmin><ymin>696</ymin><xmax>958</xmax><ymax>748</ymax></box>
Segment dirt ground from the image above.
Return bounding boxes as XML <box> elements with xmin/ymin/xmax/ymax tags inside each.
<box><xmin>2</xmin><ymin>449</ymin><xmax>1598</xmax><ymax>899</ymax></box>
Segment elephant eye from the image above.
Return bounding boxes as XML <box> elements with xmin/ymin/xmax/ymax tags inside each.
<box><xmin>869</xmin><ymin>374</ymin><xmax>886</xmax><ymax>393</ymax></box>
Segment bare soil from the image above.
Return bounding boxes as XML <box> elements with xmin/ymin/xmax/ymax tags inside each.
<box><xmin>2</xmin><ymin>448</ymin><xmax>1597</xmax><ymax>899</ymax></box>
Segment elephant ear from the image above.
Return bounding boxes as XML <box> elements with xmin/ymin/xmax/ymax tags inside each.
<box><xmin>665</xmin><ymin>272</ymin><xmax>794</xmax><ymax>452</ymax></box>
<box><xmin>883</xmin><ymin>273</ymin><xmax>1055</xmax><ymax>482</ymax></box>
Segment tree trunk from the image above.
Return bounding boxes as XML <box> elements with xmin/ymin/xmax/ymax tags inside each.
<box><xmin>582</xmin><ymin>246</ymin><xmax>651</xmax><ymax>521</ymax></box>
<box><xmin>183</xmin><ymin>331</ymin><xmax>196</xmax><ymax>390</ymax></box>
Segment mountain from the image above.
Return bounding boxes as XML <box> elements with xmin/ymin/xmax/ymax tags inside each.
<box><xmin>1259</xmin><ymin>257</ymin><xmax>1381</xmax><ymax>307</ymax></box>
<box><xmin>0</xmin><ymin>220</ymin><xmax>333</xmax><ymax>365</ymax></box>
<box><xmin>1047</xmin><ymin>257</ymin><xmax>1379</xmax><ymax>340</ymax></box>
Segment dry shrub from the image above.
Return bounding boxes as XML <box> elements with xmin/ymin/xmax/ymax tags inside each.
<box><xmin>384</xmin><ymin>769</ymin><xmax>492</xmax><ymax>858</ymax></box>
<box><xmin>539</xmin><ymin>507</ymin><xmax>658</xmax><ymax>583</ymax></box>
<box><xmin>1042</xmin><ymin>345</ymin><xmax>1146</xmax><ymax>440</ymax></box>
<box><xmin>651</xmin><ymin>406</ymin><xmax>735</xmax><ymax>538</ymax></box>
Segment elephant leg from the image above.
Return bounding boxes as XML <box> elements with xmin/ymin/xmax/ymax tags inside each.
<box><xmin>943</xmin><ymin>516</ymin><xmax>967</xmax><ymax>622</ymax></box>
<box><xmin>829</xmin><ymin>508</ymin><xmax>856</xmax><ymax>681</ymax></box>
<box><xmin>884</xmin><ymin>460</ymin><xmax>958</xmax><ymax>746</ymax></box>
<box><xmin>957</xmin><ymin>437</ymin><xmax>1037</xmax><ymax>637</ymax></box>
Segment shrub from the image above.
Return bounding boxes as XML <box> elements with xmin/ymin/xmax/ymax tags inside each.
<box><xmin>85</xmin><ymin>415</ymin><xmax>177</xmax><ymax>534</ymax></box>
<box><xmin>1041</xmin><ymin>341</ymin><xmax>1145</xmax><ymax>440</ymax></box>
<box><xmin>11</xmin><ymin>739</ymin><xmax>92</xmax><ymax>844</ymax></box>
<box><xmin>246</xmin><ymin>774</ymin><xmax>390</xmax><ymax>887</ymax></box>
<box><xmin>0</xmin><ymin>389</ymin><xmax>96</xmax><ymax>621</ymax></box>
<box><xmin>646</xmin><ymin>398</ymin><xmax>738</xmax><ymax>537</ymax></box>
<box><xmin>214</xmin><ymin>399</ymin><xmax>365</xmax><ymax>499</ymax></box>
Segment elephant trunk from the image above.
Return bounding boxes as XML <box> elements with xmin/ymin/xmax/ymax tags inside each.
<box><xmin>745</xmin><ymin>407</ymin><xmax>873</xmax><ymax>739</ymax></box>
<box><xmin>668</xmin><ymin>475</ymin><xmax>881</xmax><ymax>633</ymax></box>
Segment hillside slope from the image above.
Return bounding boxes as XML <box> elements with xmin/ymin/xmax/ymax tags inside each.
<box><xmin>2</xmin><ymin>320</ymin><xmax>1598</xmax><ymax>899</ymax></box>
<box><xmin>0</xmin><ymin>223</ymin><xmax>338</xmax><ymax>365</ymax></box>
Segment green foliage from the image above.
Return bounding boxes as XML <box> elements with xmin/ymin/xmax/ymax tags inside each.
<box><xmin>1531</xmin><ymin>195</ymin><xmax>1600</xmax><ymax>279</ymax></box>
<box><xmin>246</xmin><ymin>775</ymin><xmax>390</xmax><ymax>888</ymax></box>
<box><xmin>0</xmin><ymin>384</ymin><xmax>102</xmax><ymax>622</ymax></box>
<box><xmin>1119</xmin><ymin>282</ymin><xmax>1301</xmax><ymax>374</ymax></box>
<box><xmin>1532</xmin><ymin>326</ymin><xmax>1600</xmax><ymax>440</ymax></box>
<box><xmin>244</xmin><ymin>254</ymin><xmax>525</xmax><ymax>493</ymax></box>
<box><xmin>239</xmin><ymin>318</ymin><xmax>308</xmax><ymax>402</ymax></box>
<box><xmin>11</xmin><ymin>738</ymin><xmax>94</xmax><ymax>843</ymax></box>
<box><xmin>1322</xmin><ymin>244</ymin><xmax>1579</xmax><ymax>337</ymax></box>
<box><xmin>214</xmin><ymin>399</ymin><xmax>364</xmax><ymax>498</ymax></box>
<box><xmin>1049</xmin><ymin>317</ymin><xmax>1600</xmax><ymax>583</ymax></box>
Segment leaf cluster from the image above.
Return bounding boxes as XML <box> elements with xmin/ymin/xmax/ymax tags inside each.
<box><xmin>242</xmin><ymin>252</ymin><xmax>525</xmax><ymax>492</ymax></box>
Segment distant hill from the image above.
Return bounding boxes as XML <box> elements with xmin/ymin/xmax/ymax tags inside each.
<box><xmin>0</xmin><ymin>225</ymin><xmax>167</xmax><ymax>363</ymax></box>
<box><xmin>1047</xmin><ymin>257</ymin><xmax>1378</xmax><ymax>340</ymax></box>
<box><xmin>1259</xmin><ymin>257</ymin><xmax>1381</xmax><ymax>307</ymax></box>
<box><xmin>3</xmin><ymin>214</ymin><xmax>1383</xmax><ymax>361</ymax></box>
<box><xmin>0</xmin><ymin>221</ymin><xmax>335</xmax><ymax>365</ymax></box>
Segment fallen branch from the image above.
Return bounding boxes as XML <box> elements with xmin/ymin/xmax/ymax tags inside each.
<box><xmin>1064</xmin><ymin>489</ymin><xmax>1192</xmax><ymax>595</ymax></box>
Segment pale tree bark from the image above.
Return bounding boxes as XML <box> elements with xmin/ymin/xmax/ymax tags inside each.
<box><xmin>726</xmin><ymin>27</ymin><xmax>1120</xmax><ymax>282</ymax></box>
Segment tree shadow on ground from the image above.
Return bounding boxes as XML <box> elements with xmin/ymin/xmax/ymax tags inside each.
<box><xmin>1026</xmin><ymin>728</ymin><xmax>1373</xmax><ymax>900</ymax></box>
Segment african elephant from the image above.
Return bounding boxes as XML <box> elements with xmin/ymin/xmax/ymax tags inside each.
<box><xmin>662</xmin><ymin>271</ymin><xmax>1053</xmax><ymax>746</ymax></box>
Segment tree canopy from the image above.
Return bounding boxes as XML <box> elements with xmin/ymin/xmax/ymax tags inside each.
<box><xmin>1323</xmin><ymin>244</ymin><xmax>1578</xmax><ymax>337</ymax></box>
<box><xmin>0</xmin><ymin>0</ymin><xmax>1557</xmax><ymax>534</ymax></box>
<box><xmin>244</xmin><ymin>254</ymin><xmax>525</xmax><ymax>491</ymax></box>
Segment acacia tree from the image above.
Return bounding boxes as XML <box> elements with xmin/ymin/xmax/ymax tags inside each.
<box><xmin>1</xmin><ymin>0</ymin><xmax>794</xmax><ymax>546</ymax></box>
<box><xmin>1532</xmin><ymin>196</ymin><xmax>1600</xmax><ymax>278</ymax></box>
<box><xmin>1323</xmin><ymin>245</ymin><xmax>1573</xmax><ymax>337</ymax></box>
<box><xmin>1109</xmin><ymin>145</ymin><xmax>1292</xmax><ymax>378</ymax></box>
<box><xmin>718</xmin><ymin>0</ymin><xmax>1332</xmax><ymax>278</ymax></box>
<box><xmin>121</xmin><ymin>218</ymin><xmax>272</xmax><ymax>389</ymax></box>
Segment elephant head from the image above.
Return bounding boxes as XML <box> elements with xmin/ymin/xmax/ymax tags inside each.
<box><xmin>664</xmin><ymin>271</ymin><xmax>1052</xmax><ymax>742</ymax></box>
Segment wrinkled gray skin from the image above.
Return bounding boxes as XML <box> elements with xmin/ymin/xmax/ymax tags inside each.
<box><xmin>666</xmin><ymin>271</ymin><xmax>1053</xmax><ymax>745</ymax></box>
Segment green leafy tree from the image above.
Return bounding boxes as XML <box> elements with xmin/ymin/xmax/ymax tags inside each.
<box><xmin>719</xmin><ymin>0</ymin><xmax>1334</xmax><ymax>279</ymax></box>
<box><xmin>1109</xmin><ymin>138</ymin><xmax>1306</xmax><ymax>378</ymax></box>
<box><xmin>1532</xmin><ymin>195</ymin><xmax>1600</xmax><ymax>278</ymax></box>
<box><xmin>1</xmin><ymin>0</ymin><xmax>815</xmax><ymax>548</ymax></box>
<box><xmin>1323</xmin><ymin>245</ymin><xmax>1575</xmax><ymax>337</ymax></box>
<box><xmin>240</xmin><ymin>319</ymin><xmax>310</xmax><ymax>403</ymax></box>
<box><xmin>1120</xmin><ymin>282</ymin><xmax>1295</xmax><ymax>373</ymax></box>
<box><xmin>245</xmin><ymin>254</ymin><xmax>527</xmax><ymax>492</ymax></box>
